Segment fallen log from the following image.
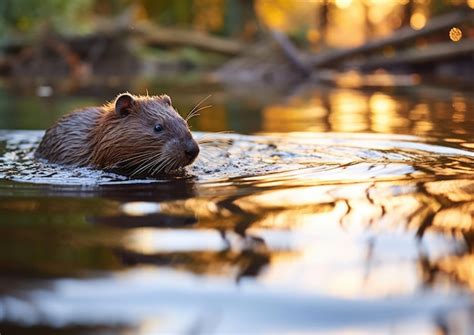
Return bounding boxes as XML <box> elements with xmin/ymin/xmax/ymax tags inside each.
<box><xmin>138</xmin><ymin>26</ymin><xmax>245</xmax><ymax>56</ymax></box>
<box><xmin>269</xmin><ymin>30</ymin><xmax>312</xmax><ymax>77</ymax></box>
<box><xmin>309</xmin><ymin>10</ymin><xmax>473</xmax><ymax>68</ymax></box>
<box><xmin>356</xmin><ymin>40</ymin><xmax>474</xmax><ymax>70</ymax></box>
<box><xmin>0</xmin><ymin>24</ymin><xmax>245</xmax><ymax>58</ymax></box>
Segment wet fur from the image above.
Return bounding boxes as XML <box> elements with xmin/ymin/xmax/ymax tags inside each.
<box><xmin>35</xmin><ymin>94</ymin><xmax>198</xmax><ymax>176</ymax></box>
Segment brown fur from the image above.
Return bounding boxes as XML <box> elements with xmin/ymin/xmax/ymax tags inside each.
<box><xmin>35</xmin><ymin>93</ymin><xmax>200</xmax><ymax>176</ymax></box>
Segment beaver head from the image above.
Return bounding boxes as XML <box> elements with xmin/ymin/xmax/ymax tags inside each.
<box><xmin>91</xmin><ymin>93</ymin><xmax>200</xmax><ymax>176</ymax></box>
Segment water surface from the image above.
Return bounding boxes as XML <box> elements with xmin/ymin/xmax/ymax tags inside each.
<box><xmin>0</xmin><ymin>81</ymin><xmax>473</xmax><ymax>334</ymax></box>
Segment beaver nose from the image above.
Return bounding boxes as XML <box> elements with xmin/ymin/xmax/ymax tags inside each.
<box><xmin>184</xmin><ymin>140</ymin><xmax>200</xmax><ymax>160</ymax></box>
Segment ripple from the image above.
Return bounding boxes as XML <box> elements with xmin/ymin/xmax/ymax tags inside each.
<box><xmin>0</xmin><ymin>130</ymin><xmax>473</xmax><ymax>186</ymax></box>
<box><xmin>1</xmin><ymin>129</ymin><xmax>474</xmax><ymax>333</ymax></box>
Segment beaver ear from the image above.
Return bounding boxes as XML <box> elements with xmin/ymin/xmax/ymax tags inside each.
<box><xmin>162</xmin><ymin>95</ymin><xmax>172</xmax><ymax>106</ymax></box>
<box><xmin>115</xmin><ymin>93</ymin><xmax>135</xmax><ymax>118</ymax></box>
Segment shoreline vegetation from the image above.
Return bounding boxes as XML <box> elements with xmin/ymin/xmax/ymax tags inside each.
<box><xmin>0</xmin><ymin>1</ymin><xmax>472</xmax><ymax>93</ymax></box>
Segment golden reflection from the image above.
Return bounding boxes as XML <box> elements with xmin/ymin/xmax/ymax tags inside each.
<box><xmin>452</xmin><ymin>110</ymin><xmax>465</xmax><ymax>123</ymax></box>
<box><xmin>196</xmin><ymin>104</ymin><xmax>228</xmax><ymax>132</ymax></box>
<box><xmin>438</xmin><ymin>255</ymin><xmax>474</xmax><ymax>290</ymax></box>
<box><xmin>110</xmin><ymin>171</ymin><xmax>474</xmax><ymax>295</ymax></box>
<box><xmin>361</xmin><ymin>263</ymin><xmax>419</xmax><ymax>297</ymax></box>
<box><xmin>262</xmin><ymin>99</ymin><xmax>328</xmax><ymax>132</ymax></box>
<box><xmin>461</xmin><ymin>143</ymin><xmax>474</xmax><ymax>149</ymax></box>
<box><xmin>248</xmin><ymin>201</ymin><xmax>421</xmax><ymax>297</ymax></box>
<box><xmin>160</xmin><ymin>198</ymin><xmax>232</xmax><ymax>219</ymax></box>
<box><xmin>334</xmin><ymin>71</ymin><xmax>364</xmax><ymax>87</ymax></box>
<box><xmin>432</xmin><ymin>203</ymin><xmax>474</xmax><ymax>231</ymax></box>
<box><xmin>409</xmin><ymin>103</ymin><xmax>429</xmax><ymax>121</ymax></box>
<box><xmin>469</xmin><ymin>0</ymin><xmax>474</xmax><ymax>9</ymax></box>
<box><xmin>334</xmin><ymin>71</ymin><xmax>419</xmax><ymax>88</ymax></box>
<box><xmin>126</xmin><ymin>228</ymin><xmax>228</xmax><ymax>254</ymax></box>
<box><xmin>452</xmin><ymin>95</ymin><xmax>467</xmax><ymax>113</ymax></box>
<box><xmin>410</xmin><ymin>104</ymin><xmax>434</xmax><ymax>134</ymax></box>
<box><xmin>370</xmin><ymin>93</ymin><xmax>396</xmax><ymax>114</ymax></box>
<box><xmin>444</xmin><ymin>138</ymin><xmax>465</xmax><ymax>143</ymax></box>
<box><xmin>425</xmin><ymin>180</ymin><xmax>474</xmax><ymax>202</ymax></box>
<box><xmin>121</xmin><ymin>202</ymin><xmax>161</xmax><ymax>216</ymax></box>
<box><xmin>329</xmin><ymin>90</ymin><xmax>369</xmax><ymax>132</ymax></box>
<box><xmin>369</xmin><ymin>92</ymin><xmax>407</xmax><ymax>133</ymax></box>
<box><xmin>257</xmin><ymin>233</ymin><xmax>371</xmax><ymax>298</ymax></box>
<box><xmin>236</xmin><ymin>185</ymin><xmax>337</xmax><ymax>212</ymax></box>
<box><xmin>243</xmin><ymin>176</ymin><xmax>474</xmax><ymax>295</ymax></box>
<box><xmin>453</xmin><ymin>129</ymin><xmax>467</xmax><ymax>135</ymax></box>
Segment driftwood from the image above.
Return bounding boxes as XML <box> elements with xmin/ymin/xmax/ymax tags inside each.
<box><xmin>357</xmin><ymin>39</ymin><xmax>474</xmax><ymax>70</ymax></box>
<box><xmin>269</xmin><ymin>30</ymin><xmax>312</xmax><ymax>77</ymax></box>
<box><xmin>242</xmin><ymin>9</ymin><xmax>473</xmax><ymax>86</ymax></box>
<box><xmin>0</xmin><ymin>24</ymin><xmax>245</xmax><ymax>60</ymax></box>
<box><xmin>309</xmin><ymin>10</ymin><xmax>473</xmax><ymax>68</ymax></box>
<box><xmin>137</xmin><ymin>26</ymin><xmax>245</xmax><ymax>56</ymax></box>
<box><xmin>0</xmin><ymin>28</ymin><xmax>244</xmax><ymax>57</ymax></box>
<box><xmin>0</xmin><ymin>22</ymin><xmax>246</xmax><ymax>79</ymax></box>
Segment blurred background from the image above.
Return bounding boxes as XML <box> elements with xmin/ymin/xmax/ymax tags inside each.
<box><xmin>0</xmin><ymin>0</ymin><xmax>472</xmax><ymax>136</ymax></box>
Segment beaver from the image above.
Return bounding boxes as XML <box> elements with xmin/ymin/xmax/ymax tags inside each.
<box><xmin>35</xmin><ymin>93</ymin><xmax>200</xmax><ymax>177</ymax></box>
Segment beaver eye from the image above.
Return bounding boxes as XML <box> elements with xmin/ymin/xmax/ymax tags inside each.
<box><xmin>154</xmin><ymin>124</ymin><xmax>164</xmax><ymax>132</ymax></box>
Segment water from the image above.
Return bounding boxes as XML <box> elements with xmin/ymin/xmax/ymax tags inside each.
<box><xmin>0</xmin><ymin>80</ymin><xmax>473</xmax><ymax>334</ymax></box>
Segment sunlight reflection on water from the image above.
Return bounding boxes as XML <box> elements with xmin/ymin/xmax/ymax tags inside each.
<box><xmin>1</xmin><ymin>128</ymin><xmax>473</xmax><ymax>332</ymax></box>
<box><xmin>0</xmin><ymin>81</ymin><xmax>473</xmax><ymax>333</ymax></box>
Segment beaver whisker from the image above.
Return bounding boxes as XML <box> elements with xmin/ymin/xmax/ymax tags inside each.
<box><xmin>164</xmin><ymin>158</ymin><xmax>181</xmax><ymax>173</ymax></box>
<box><xmin>120</xmin><ymin>156</ymin><xmax>157</xmax><ymax>171</ymax></box>
<box><xmin>186</xmin><ymin>104</ymin><xmax>211</xmax><ymax>119</ymax></box>
<box><xmin>116</xmin><ymin>151</ymin><xmax>161</xmax><ymax>165</ymax></box>
<box><xmin>153</xmin><ymin>153</ymin><xmax>182</xmax><ymax>175</ymax></box>
<box><xmin>185</xmin><ymin>95</ymin><xmax>211</xmax><ymax>122</ymax></box>
<box><xmin>158</xmin><ymin>159</ymin><xmax>174</xmax><ymax>174</ymax></box>
<box><xmin>142</xmin><ymin>152</ymin><xmax>175</xmax><ymax>175</ymax></box>
<box><xmin>155</xmin><ymin>154</ymin><xmax>179</xmax><ymax>174</ymax></box>
<box><xmin>185</xmin><ymin>105</ymin><xmax>212</xmax><ymax>123</ymax></box>
<box><xmin>130</xmin><ymin>151</ymin><xmax>167</xmax><ymax>176</ymax></box>
<box><xmin>121</xmin><ymin>151</ymin><xmax>158</xmax><ymax>160</ymax></box>
<box><xmin>101</xmin><ymin>145</ymin><xmax>169</xmax><ymax>169</ymax></box>
<box><xmin>104</xmin><ymin>151</ymin><xmax>159</xmax><ymax>170</ymax></box>
<box><xmin>150</xmin><ymin>156</ymin><xmax>172</xmax><ymax>175</ymax></box>
<box><xmin>128</xmin><ymin>151</ymin><xmax>166</xmax><ymax>174</ymax></box>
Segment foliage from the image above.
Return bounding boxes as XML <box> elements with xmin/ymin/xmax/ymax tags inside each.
<box><xmin>0</xmin><ymin>0</ymin><xmax>95</xmax><ymax>37</ymax></box>
<box><xmin>0</xmin><ymin>0</ymin><xmax>256</xmax><ymax>39</ymax></box>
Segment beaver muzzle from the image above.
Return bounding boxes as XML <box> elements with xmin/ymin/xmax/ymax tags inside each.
<box><xmin>184</xmin><ymin>139</ymin><xmax>200</xmax><ymax>163</ymax></box>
